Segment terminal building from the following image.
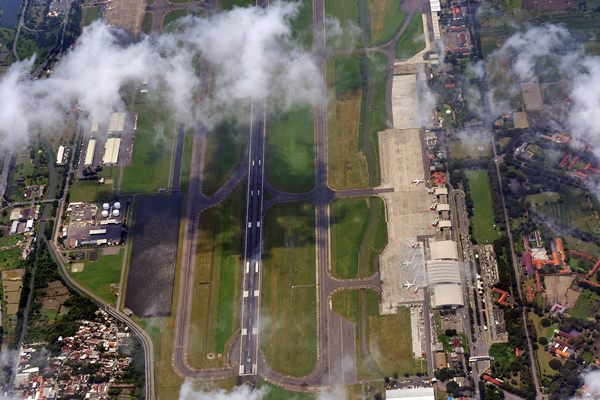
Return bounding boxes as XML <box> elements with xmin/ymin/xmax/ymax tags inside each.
<box><xmin>426</xmin><ymin>239</ymin><xmax>464</xmax><ymax>308</ymax></box>
<box><xmin>386</xmin><ymin>386</ymin><xmax>435</xmax><ymax>400</ymax></box>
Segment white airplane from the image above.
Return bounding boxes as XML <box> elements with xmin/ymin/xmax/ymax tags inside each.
<box><xmin>401</xmin><ymin>261</ymin><xmax>412</xmax><ymax>268</ymax></box>
<box><xmin>411</xmin><ymin>242</ymin><xmax>420</xmax><ymax>248</ymax></box>
<box><xmin>402</xmin><ymin>279</ymin><xmax>417</xmax><ymax>289</ymax></box>
<box><xmin>411</xmin><ymin>178</ymin><xmax>425</xmax><ymax>186</ymax></box>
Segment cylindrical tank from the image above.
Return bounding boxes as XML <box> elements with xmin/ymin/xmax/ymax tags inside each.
<box><xmin>102</xmin><ymin>203</ymin><xmax>110</xmax><ymax>210</ymax></box>
<box><xmin>112</xmin><ymin>209</ymin><xmax>120</xmax><ymax>217</ymax></box>
<box><xmin>113</xmin><ymin>201</ymin><xmax>121</xmax><ymax>209</ymax></box>
<box><xmin>101</xmin><ymin>210</ymin><xmax>109</xmax><ymax>218</ymax></box>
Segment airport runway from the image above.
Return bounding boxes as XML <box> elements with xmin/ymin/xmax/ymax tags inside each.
<box><xmin>238</xmin><ymin>99</ymin><xmax>267</xmax><ymax>377</ymax></box>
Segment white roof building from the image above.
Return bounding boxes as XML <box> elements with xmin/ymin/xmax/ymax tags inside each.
<box><xmin>429</xmin><ymin>240</ymin><xmax>458</xmax><ymax>261</ymax></box>
<box><xmin>84</xmin><ymin>139</ymin><xmax>96</xmax><ymax>167</ymax></box>
<box><xmin>429</xmin><ymin>0</ymin><xmax>441</xmax><ymax>12</ymax></box>
<box><xmin>102</xmin><ymin>138</ymin><xmax>121</xmax><ymax>165</ymax></box>
<box><xmin>108</xmin><ymin>113</ymin><xmax>127</xmax><ymax>133</ymax></box>
<box><xmin>436</xmin><ymin>203</ymin><xmax>450</xmax><ymax>212</ymax></box>
<box><xmin>426</xmin><ymin>260</ymin><xmax>461</xmax><ymax>285</ymax></box>
<box><xmin>432</xmin><ymin>284</ymin><xmax>465</xmax><ymax>308</ymax></box>
<box><xmin>434</xmin><ymin>187</ymin><xmax>448</xmax><ymax>196</ymax></box>
<box><xmin>56</xmin><ymin>145</ymin><xmax>65</xmax><ymax>165</ymax></box>
<box><xmin>438</xmin><ymin>220</ymin><xmax>452</xmax><ymax>229</ymax></box>
<box><xmin>386</xmin><ymin>386</ymin><xmax>435</xmax><ymax>400</ymax></box>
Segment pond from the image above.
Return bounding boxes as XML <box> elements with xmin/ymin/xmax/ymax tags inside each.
<box><xmin>0</xmin><ymin>0</ymin><xmax>21</xmax><ymax>30</ymax></box>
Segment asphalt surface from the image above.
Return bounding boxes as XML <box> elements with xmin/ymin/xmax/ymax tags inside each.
<box><xmin>238</xmin><ymin>99</ymin><xmax>267</xmax><ymax>377</ymax></box>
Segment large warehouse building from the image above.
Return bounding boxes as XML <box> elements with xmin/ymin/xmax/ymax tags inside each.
<box><xmin>108</xmin><ymin>112</ymin><xmax>127</xmax><ymax>134</ymax></box>
<box><xmin>386</xmin><ymin>387</ymin><xmax>435</xmax><ymax>400</ymax></box>
<box><xmin>103</xmin><ymin>138</ymin><xmax>121</xmax><ymax>165</ymax></box>
<box><xmin>427</xmin><ymin>239</ymin><xmax>464</xmax><ymax>308</ymax></box>
<box><xmin>84</xmin><ymin>139</ymin><xmax>96</xmax><ymax>167</ymax></box>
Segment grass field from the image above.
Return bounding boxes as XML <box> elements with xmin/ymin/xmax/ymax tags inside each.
<box><xmin>0</xmin><ymin>247</ymin><xmax>25</xmax><ymax>270</ymax></box>
<box><xmin>203</xmin><ymin>114</ymin><xmax>248</xmax><ymax>195</ymax></box>
<box><xmin>528</xmin><ymin>312</ymin><xmax>559</xmax><ymax>379</ymax></box>
<box><xmin>122</xmin><ymin>97</ymin><xmax>175</xmax><ymax>194</ymax></box>
<box><xmin>163</xmin><ymin>9</ymin><xmax>190</xmax><ymax>30</ymax></box>
<box><xmin>187</xmin><ymin>187</ymin><xmax>244</xmax><ymax>368</ymax></box>
<box><xmin>367</xmin><ymin>0</ymin><xmax>405</xmax><ymax>45</ymax></box>
<box><xmin>261</xmin><ymin>202</ymin><xmax>317</xmax><ymax>377</ymax></box>
<box><xmin>330</xmin><ymin>197</ymin><xmax>387</xmax><ymax>279</ymax></box>
<box><xmin>332</xmin><ymin>291</ymin><xmax>422</xmax><ymax>378</ymax></box>
<box><xmin>266</xmin><ymin>105</ymin><xmax>314</xmax><ymax>193</ymax></box>
<box><xmin>69</xmin><ymin>180</ymin><xmax>116</xmax><ymax>202</ymax></box>
<box><xmin>0</xmin><ymin>235</ymin><xmax>22</xmax><ymax>247</ymax></box>
<box><xmin>569</xmin><ymin>290</ymin><xmax>598</xmax><ymax>321</ymax></box>
<box><xmin>489</xmin><ymin>342</ymin><xmax>517</xmax><ymax>371</ymax></box>
<box><xmin>290</xmin><ymin>0</ymin><xmax>313</xmax><ymax>49</ymax></box>
<box><xmin>179</xmin><ymin>128</ymin><xmax>194</xmax><ymax>193</ymax></box>
<box><xmin>465</xmin><ymin>169</ymin><xmax>501</xmax><ymax>243</ymax></box>
<box><xmin>218</xmin><ymin>0</ymin><xmax>254</xmax><ymax>9</ymax></box>
<box><xmin>70</xmin><ymin>249</ymin><xmax>123</xmax><ymax>305</ymax></box>
<box><xmin>141</xmin><ymin>12</ymin><xmax>153</xmax><ymax>34</ymax></box>
<box><xmin>394</xmin><ymin>13</ymin><xmax>425</xmax><ymax>60</ymax></box>
<box><xmin>447</xmin><ymin>136</ymin><xmax>492</xmax><ymax>160</ymax></box>
<box><xmin>327</xmin><ymin>53</ymin><xmax>387</xmax><ymax>189</ymax></box>
<box><xmin>324</xmin><ymin>0</ymin><xmax>361</xmax><ymax>49</ymax></box>
<box><xmin>258</xmin><ymin>380</ymin><xmax>315</xmax><ymax>400</ymax></box>
<box><xmin>82</xmin><ymin>6</ymin><xmax>100</xmax><ymax>26</ymax></box>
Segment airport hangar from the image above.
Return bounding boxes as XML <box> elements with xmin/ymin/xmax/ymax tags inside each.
<box><xmin>426</xmin><ymin>239</ymin><xmax>464</xmax><ymax>308</ymax></box>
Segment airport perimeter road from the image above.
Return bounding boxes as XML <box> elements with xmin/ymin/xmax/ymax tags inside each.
<box><xmin>238</xmin><ymin>99</ymin><xmax>267</xmax><ymax>377</ymax></box>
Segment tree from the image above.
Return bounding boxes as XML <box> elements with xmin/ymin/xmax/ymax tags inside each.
<box><xmin>541</xmin><ymin>318</ymin><xmax>551</xmax><ymax>328</ymax></box>
<box><xmin>446</xmin><ymin>381</ymin><xmax>460</xmax><ymax>397</ymax></box>
<box><xmin>549</xmin><ymin>359</ymin><xmax>562</xmax><ymax>371</ymax></box>
<box><xmin>539</xmin><ymin>337</ymin><xmax>548</xmax><ymax>346</ymax></box>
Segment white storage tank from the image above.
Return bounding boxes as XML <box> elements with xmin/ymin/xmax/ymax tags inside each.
<box><xmin>102</xmin><ymin>203</ymin><xmax>110</xmax><ymax>210</ymax></box>
<box><xmin>113</xmin><ymin>201</ymin><xmax>121</xmax><ymax>209</ymax></box>
<box><xmin>101</xmin><ymin>210</ymin><xmax>109</xmax><ymax>218</ymax></box>
<box><xmin>112</xmin><ymin>209</ymin><xmax>120</xmax><ymax>217</ymax></box>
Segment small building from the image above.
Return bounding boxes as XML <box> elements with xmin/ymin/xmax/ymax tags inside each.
<box><xmin>56</xmin><ymin>145</ymin><xmax>65</xmax><ymax>165</ymax></box>
<box><xmin>432</xmin><ymin>283</ymin><xmax>464</xmax><ymax>308</ymax></box>
<box><xmin>429</xmin><ymin>240</ymin><xmax>458</xmax><ymax>261</ymax></box>
<box><xmin>108</xmin><ymin>113</ymin><xmax>127</xmax><ymax>134</ymax></box>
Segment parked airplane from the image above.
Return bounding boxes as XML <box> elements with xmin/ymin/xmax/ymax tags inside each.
<box><xmin>402</xmin><ymin>279</ymin><xmax>417</xmax><ymax>289</ymax></box>
<box><xmin>411</xmin><ymin>178</ymin><xmax>424</xmax><ymax>185</ymax></box>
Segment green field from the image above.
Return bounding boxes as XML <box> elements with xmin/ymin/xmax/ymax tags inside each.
<box><xmin>0</xmin><ymin>234</ymin><xmax>22</xmax><ymax>248</ymax></box>
<box><xmin>70</xmin><ymin>249</ymin><xmax>124</xmax><ymax>305</ymax></box>
<box><xmin>217</xmin><ymin>0</ymin><xmax>254</xmax><ymax>9</ymax></box>
<box><xmin>179</xmin><ymin>128</ymin><xmax>194</xmax><ymax>193</ymax></box>
<box><xmin>327</xmin><ymin>53</ymin><xmax>387</xmax><ymax>189</ymax></box>
<box><xmin>0</xmin><ymin>246</ymin><xmax>25</xmax><ymax>270</ymax></box>
<box><xmin>141</xmin><ymin>12</ymin><xmax>153</xmax><ymax>34</ymax></box>
<box><xmin>188</xmin><ymin>187</ymin><xmax>244</xmax><ymax>368</ymax></box>
<box><xmin>332</xmin><ymin>291</ymin><xmax>422</xmax><ymax>378</ymax></box>
<box><xmin>163</xmin><ymin>9</ymin><xmax>190</xmax><ymax>30</ymax></box>
<box><xmin>569</xmin><ymin>290</ymin><xmax>598</xmax><ymax>321</ymax></box>
<box><xmin>203</xmin><ymin>114</ymin><xmax>249</xmax><ymax>195</ymax></box>
<box><xmin>82</xmin><ymin>6</ymin><xmax>100</xmax><ymax>26</ymax></box>
<box><xmin>324</xmin><ymin>0</ymin><xmax>361</xmax><ymax>49</ymax></box>
<box><xmin>330</xmin><ymin>197</ymin><xmax>387</xmax><ymax>279</ymax></box>
<box><xmin>266</xmin><ymin>105</ymin><xmax>314</xmax><ymax>193</ymax></box>
<box><xmin>261</xmin><ymin>202</ymin><xmax>317</xmax><ymax>376</ymax></box>
<box><xmin>367</xmin><ymin>0</ymin><xmax>406</xmax><ymax>45</ymax></box>
<box><xmin>69</xmin><ymin>180</ymin><xmax>116</xmax><ymax>202</ymax></box>
<box><xmin>290</xmin><ymin>0</ymin><xmax>313</xmax><ymax>49</ymax></box>
<box><xmin>121</xmin><ymin>97</ymin><xmax>175</xmax><ymax>193</ymax></box>
<box><xmin>258</xmin><ymin>380</ymin><xmax>315</xmax><ymax>400</ymax></box>
<box><xmin>394</xmin><ymin>13</ymin><xmax>425</xmax><ymax>60</ymax></box>
<box><xmin>465</xmin><ymin>169</ymin><xmax>501</xmax><ymax>243</ymax></box>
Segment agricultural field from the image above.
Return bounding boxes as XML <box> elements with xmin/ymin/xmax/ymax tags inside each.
<box><xmin>121</xmin><ymin>96</ymin><xmax>175</xmax><ymax>194</ymax></box>
<box><xmin>569</xmin><ymin>290</ymin><xmax>599</xmax><ymax>322</ymax></box>
<box><xmin>69</xmin><ymin>248</ymin><xmax>124</xmax><ymax>305</ymax></box>
<box><xmin>202</xmin><ymin>113</ymin><xmax>249</xmax><ymax>195</ymax></box>
<box><xmin>332</xmin><ymin>290</ymin><xmax>423</xmax><ymax>378</ymax></box>
<box><xmin>327</xmin><ymin>53</ymin><xmax>387</xmax><ymax>189</ymax></box>
<box><xmin>330</xmin><ymin>197</ymin><xmax>387</xmax><ymax>279</ymax></box>
<box><xmin>261</xmin><ymin>202</ymin><xmax>317</xmax><ymax>377</ymax></box>
<box><xmin>187</xmin><ymin>188</ymin><xmax>244</xmax><ymax>368</ymax></box>
<box><xmin>465</xmin><ymin>169</ymin><xmax>502</xmax><ymax>243</ymax></box>
<box><xmin>394</xmin><ymin>13</ymin><xmax>424</xmax><ymax>60</ymax></box>
<box><xmin>266</xmin><ymin>105</ymin><xmax>314</xmax><ymax>193</ymax></box>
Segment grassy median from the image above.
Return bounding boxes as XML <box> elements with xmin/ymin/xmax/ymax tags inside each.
<box><xmin>465</xmin><ymin>169</ymin><xmax>501</xmax><ymax>243</ymax></box>
<box><xmin>187</xmin><ymin>187</ymin><xmax>245</xmax><ymax>368</ymax></box>
<box><xmin>261</xmin><ymin>202</ymin><xmax>317</xmax><ymax>376</ymax></box>
<box><xmin>394</xmin><ymin>13</ymin><xmax>425</xmax><ymax>60</ymax></box>
<box><xmin>266</xmin><ymin>105</ymin><xmax>315</xmax><ymax>193</ymax></box>
<box><xmin>330</xmin><ymin>197</ymin><xmax>387</xmax><ymax>279</ymax></box>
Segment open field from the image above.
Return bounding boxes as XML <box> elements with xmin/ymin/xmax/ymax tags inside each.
<box><xmin>465</xmin><ymin>169</ymin><xmax>501</xmax><ymax>243</ymax></box>
<box><xmin>141</xmin><ymin>12</ymin><xmax>153</xmax><ymax>34</ymax></box>
<box><xmin>69</xmin><ymin>180</ymin><xmax>116</xmax><ymax>202</ymax></box>
<box><xmin>569</xmin><ymin>289</ymin><xmax>598</xmax><ymax>321</ymax></box>
<box><xmin>367</xmin><ymin>0</ymin><xmax>405</xmax><ymax>45</ymax></box>
<box><xmin>266</xmin><ymin>105</ymin><xmax>314</xmax><ymax>193</ymax></box>
<box><xmin>70</xmin><ymin>248</ymin><xmax>123</xmax><ymax>305</ymax></box>
<box><xmin>217</xmin><ymin>0</ymin><xmax>254</xmax><ymax>9</ymax></box>
<box><xmin>203</xmin><ymin>114</ymin><xmax>249</xmax><ymax>195</ymax></box>
<box><xmin>324</xmin><ymin>0</ymin><xmax>361</xmax><ymax>49</ymax></box>
<box><xmin>528</xmin><ymin>312</ymin><xmax>559</xmax><ymax>379</ymax></box>
<box><xmin>261</xmin><ymin>202</ymin><xmax>317</xmax><ymax>377</ymax></box>
<box><xmin>104</xmin><ymin>0</ymin><xmax>145</xmax><ymax>34</ymax></box>
<box><xmin>163</xmin><ymin>9</ymin><xmax>190</xmax><ymax>31</ymax></box>
<box><xmin>187</xmin><ymin>187</ymin><xmax>244</xmax><ymax>368</ymax></box>
<box><xmin>330</xmin><ymin>197</ymin><xmax>387</xmax><ymax>279</ymax></box>
<box><xmin>327</xmin><ymin>53</ymin><xmax>387</xmax><ymax>189</ymax></box>
<box><xmin>82</xmin><ymin>6</ymin><xmax>100</xmax><ymax>26</ymax></box>
<box><xmin>258</xmin><ymin>379</ymin><xmax>315</xmax><ymax>400</ymax></box>
<box><xmin>125</xmin><ymin>194</ymin><xmax>183</xmax><ymax>317</ymax></box>
<box><xmin>290</xmin><ymin>0</ymin><xmax>313</xmax><ymax>49</ymax></box>
<box><xmin>394</xmin><ymin>13</ymin><xmax>424</xmax><ymax>60</ymax></box>
<box><xmin>447</xmin><ymin>136</ymin><xmax>492</xmax><ymax>160</ymax></box>
<box><xmin>332</xmin><ymin>290</ymin><xmax>422</xmax><ymax>378</ymax></box>
<box><xmin>122</xmin><ymin>97</ymin><xmax>175</xmax><ymax>194</ymax></box>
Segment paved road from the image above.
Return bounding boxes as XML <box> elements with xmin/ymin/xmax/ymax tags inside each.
<box><xmin>238</xmin><ymin>99</ymin><xmax>267</xmax><ymax>377</ymax></box>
